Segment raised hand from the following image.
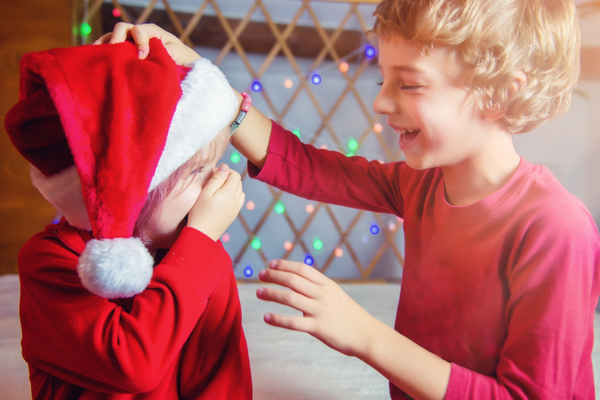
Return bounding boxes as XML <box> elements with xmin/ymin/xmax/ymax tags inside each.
<box><xmin>256</xmin><ymin>259</ymin><xmax>381</xmax><ymax>358</ymax></box>
<box><xmin>187</xmin><ymin>163</ymin><xmax>245</xmax><ymax>241</ymax></box>
<box><xmin>94</xmin><ymin>22</ymin><xmax>200</xmax><ymax>66</ymax></box>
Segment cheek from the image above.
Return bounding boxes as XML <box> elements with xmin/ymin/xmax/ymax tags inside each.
<box><xmin>178</xmin><ymin>185</ymin><xmax>202</xmax><ymax>215</ymax></box>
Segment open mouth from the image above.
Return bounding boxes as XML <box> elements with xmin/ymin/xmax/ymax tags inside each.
<box><xmin>397</xmin><ymin>129</ymin><xmax>420</xmax><ymax>145</ymax></box>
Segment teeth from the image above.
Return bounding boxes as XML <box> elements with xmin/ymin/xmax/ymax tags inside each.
<box><xmin>407</xmin><ymin>129</ymin><xmax>414</xmax><ymax>133</ymax></box>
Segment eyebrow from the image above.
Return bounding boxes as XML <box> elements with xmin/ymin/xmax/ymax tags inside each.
<box><xmin>378</xmin><ymin>63</ymin><xmax>423</xmax><ymax>73</ymax></box>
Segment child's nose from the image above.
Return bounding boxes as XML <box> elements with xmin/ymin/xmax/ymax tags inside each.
<box><xmin>373</xmin><ymin>84</ymin><xmax>399</xmax><ymax>116</ymax></box>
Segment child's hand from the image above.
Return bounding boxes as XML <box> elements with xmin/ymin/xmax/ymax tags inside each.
<box><xmin>256</xmin><ymin>259</ymin><xmax>380</xmax><ymax>359</ymax></box>
<box><xmin>187</xmin><ymin>164</ymin><xmax>244</xmax><ymax>241</ymax></box>
<box><xmin>94</xmin><ymin>22</ymin><xmax>201</xmax><ymax>66</ymax></box>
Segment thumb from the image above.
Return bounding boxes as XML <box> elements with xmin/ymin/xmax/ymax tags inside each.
<box><xmin>201</xmin><ymin>164</ymin><xmax>230</xmax><ymax>196</ymax></box>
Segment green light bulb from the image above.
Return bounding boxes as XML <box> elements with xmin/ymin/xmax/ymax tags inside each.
<box><xmin>80</xmin><ymin>22</ymin><xmax>92</xmax><ymax>36</ymax></box>
<box><xmin>348</xmin><ymin>138</ymin><xmax>358</xmax><ymax>151</ymax></box>
<box><xmin>292</xmin><ymin>129</ymin><xmax>301</xmax><ymax>138</ymax></box>
<box><xmin>346</xmin><ymin>151</ymin><xmax>355</xmax><ymax>157</ymax></box>
<box><xmin>313</xmin><ymin>238</ymin><xmax>323</xmax><ymax>250</ymax></box>
<box><xmin>230</xmin><ymin>152</ymin><xmax>241</xmax><ymax>163</ymax></box>
<box><xmin>251</xmin><ymin>237</ymin><xmax>261</xmax><ymax>250</ymax></box>
<box><xmin>274</xmin><ymin>201</ymin><xmax>285</xmax><ymax>214</ymax></box>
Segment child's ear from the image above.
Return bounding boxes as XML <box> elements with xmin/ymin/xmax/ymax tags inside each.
<box><xmin>482</xmin><ymin>71</ymin><xmax>527</xmax><ymax>120</ymax></box>
<box><xmin>508</xmin><ymin>71</ymin><xmax>527</xmax><ymax>99</ymax></box>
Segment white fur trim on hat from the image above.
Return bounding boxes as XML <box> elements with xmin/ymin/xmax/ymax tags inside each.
<box><xmin>30</xmin><ymin>164</ymin><xmax>91</xmax><ymax>231</ymax></box>
<box><xmin>78</xmin><ymin>237</ymin><xmax>154</xmax><ymax>298</ymax></box>
<box><xmin>149</xmin><ymin>58</ymin><xmax>238</xmax><ymax>191</ymax></box>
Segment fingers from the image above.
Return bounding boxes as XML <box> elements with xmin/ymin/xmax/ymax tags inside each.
<box><xmin>263</xmin><ymin>313</ymin><xmax>316</xmax><ymax>333</ymax></box>
<box><xmin>93</xmin><ymin>32</ymin><xmax>112</xmax><ymax>45</ymax></box>
<box><xmin>200</xmin><ymin>164</ymin><xmax>231</xmax><ymax>196</ymax></box>
<box><xmin>258</xmin><ymin>266</ymin><xmax>320</xmax><ymax>299</ymax></box>
<box><xmin>267</xmin><ymin>259</ymin><xmax>327</xmax><ymax>285</ymax></box>
<box><xmin>131</xmin><ymin>24</ymin><xmax>159</xmax><ymax>59</ymax></box>
<box><xmin>108</xmin><ymin>22</ymin><xmax>135</xmax><ymax>44</ymax></box>
<box><xmin>257</xmin><ymin>286</ymin><xmax>317</xmax><ymax>316</ymax></box>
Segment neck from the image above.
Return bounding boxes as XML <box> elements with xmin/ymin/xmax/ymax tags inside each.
<box><xmin>441</xmin><ymin>130</ymin><xmax>521</xmax><ymax>207</ymax></box>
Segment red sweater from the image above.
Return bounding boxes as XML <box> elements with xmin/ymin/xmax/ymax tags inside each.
<box><xmin>18</xmin><ymin>221</ymin><xmax>252</xmax><ymax>399</ymax></box>
<box><xmin>249</xmin><ymin>121</ymin><xmax>600</xmax><ymax>399</ymax></box>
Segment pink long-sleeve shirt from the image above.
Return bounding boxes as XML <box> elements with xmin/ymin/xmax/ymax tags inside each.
<box><xmin>249</xmin><ymin>121</ymin><xmax>600</xmax><ymax>399</ymax></box>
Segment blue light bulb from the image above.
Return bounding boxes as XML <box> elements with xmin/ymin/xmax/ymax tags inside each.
<box><xmin>244</xmin><ymin>266</ymin><xmax>253</xmax><ymax>277</ymax></box>
<box><xmin>252</xmin><ymin>81</ymin><xmax>262</xmax><ymax>92</ymax></box>
<box><xmin>370</xmin><ymin>224</ymin><xmax>380</xmax><ymax>234</ymax></box>
<box><xmin>365</xmin><ymin>45</ymin><xmax>376</xmax><ymax>58</ymax></box>
<box><xmin>311</xmin><ymin>74</ymin><xmax>322</xmax><ymax>85</ymax></box>
<box><xmin>304</xmin><ymin>255</ymin><xmax>314</xmax><ymax>266</ymax></box>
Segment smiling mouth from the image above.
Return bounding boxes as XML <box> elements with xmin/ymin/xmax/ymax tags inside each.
<box><xmin>397</xmin><ymin>129</ymin><xmax>420</xmax><ymax>144</ymax></box>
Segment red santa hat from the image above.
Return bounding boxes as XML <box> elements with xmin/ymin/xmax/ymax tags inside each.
<box><xmin>5</xmin><ymin>39</ymin><xmax>238</xmax><ymax>298</ymax></box>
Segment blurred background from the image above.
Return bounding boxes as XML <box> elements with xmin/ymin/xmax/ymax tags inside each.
<box><xmin>1</xmin><ymin>0</ymin><xmax>599</xmax><ymax>282</ymax></box>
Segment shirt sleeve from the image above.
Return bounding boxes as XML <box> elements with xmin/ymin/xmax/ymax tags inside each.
<box><xmin>19</xmin><ymin>226</ymin><xmax>232</xmax><ymax>394</ymax></box>
<box><xmin>445</xmin><ymin>205</ymin><xmax>600</xmax><ymax>399</ymax></box>
<box><xmin>248</xmin><ymin>120</ymin><xmax>407</xmax><ymax>217</ymax></box>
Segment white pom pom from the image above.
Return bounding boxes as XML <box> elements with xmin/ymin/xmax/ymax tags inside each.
<box><xmin>78</xmin><ymin>238</ymin><xmax>154</xmax><ymax>298</ymax></box>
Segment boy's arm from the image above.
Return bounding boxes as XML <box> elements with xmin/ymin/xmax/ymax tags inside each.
<box><xmin>257</xmin><ymin>259</ymin><xmax>451</xmax><ymax>400</ymax></box>
<box><xmin>95</xmin><ymin>23</ymin><xmax>272</xmax><ymax>168</ymax></box>
<box><xmin>259</xmin><ymin>205</ymin><xmax>600</xmax><ymax>400</ymax></box>
<box><xmin>98</xmin><ymin>23</ymin><xmax>409</xmax><ymax>215</ymax></box>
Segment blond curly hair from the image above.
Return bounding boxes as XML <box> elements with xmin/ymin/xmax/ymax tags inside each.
<box><xmin>373</xmin><ymin>0</ymin><xmax>581</xmax><ymax>133</ymax></box>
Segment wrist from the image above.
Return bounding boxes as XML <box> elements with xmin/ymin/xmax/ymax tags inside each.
<box><xmin>230</xmin><ymin>92</ymin><xmax>252</xmax><ymax>136</ymax></box>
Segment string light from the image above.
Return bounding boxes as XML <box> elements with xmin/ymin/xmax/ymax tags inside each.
<box><xmin>339</xmin><ymin>61</ymin><xmax>349</xmax><ymax>73</ymax></box>
<box><xmin>284</xmin><ymin>79</ymin><xmax>293</xmax><ymax>89</ymax></box>
<box><xmin>365</xmin><ymin>45</ymin><xmax>376</xmax><ymax>59</ymax></box>
<box><xmin>334</xmin><ymin>247</ymin><xmax>343</xmax><ymax>257</ymax></box>
<box><xmin>304</xmin><ymin>254</ymin><xmax>314</xmax><ymax>265</ymax></box>
<box><xmin>388</xmin><ymin>222</ymin><xmax>397</xmax><ymax>231</ymax></box>
<box><xmin>252</xmin><ymin>81</ymin><xmax>262</xmax><ymax>92</ymax></box>
<box><xmin>80</xmin><ymin>22</ymin><xmax>92</xmax><ymax>36</ymax></box>
<box><xmin>370</xmin><ymin>224</ymin><xmax>380</xmax><ymax>234</ymax></box>
<box><xmin>306</xmin><ymin>204</ymin><xmax>314</xmax><ymax>213</ymax></box>
<box><xmin>221</xmin><ymin>233</ymin><xmax>230</xmax><ymax>242</ymax></box>
<box><xmin>313</xmin><ymin>238</ymin><xmax>323</xmax><ymax>250</ymax></box>
<box><xmin>230</xmin><ymin>152</ymin><xmax>241</xmax><ymax>163</ymax></box>
<box><xmin>246</xmin><ymin>201</ymin><xmax>255</xmax><ymax>211</ymax></box>
<box><xmin>362</xmin><ymin>235</ymin><xmax>369</xmax><ymax>243</ymax></box>
<box><xmin>284</xmin><ymin>241</ymin><xmax>293</xmax><ymax>251</ymax></box>
<box><xmin>251</xmin><ymin>237</ymin><xmax>261</xmax><ymax>250</ymax></box>
<box><xmin>319</xmin><ymin>143</ymin><xmax>328</xmax><ymax>150</ymax></box>
<box><xmin>244</xmin><ymin>266</ymin><xmax>253</xmax><ymax>277</ymax></box>
<box><xmin>292</xmin><ymin>129</ymin><xmax>301</xmax><ymax>138</ymax></box>
<box><xmin>311</xmin><ymin>74</ymin><xmax>322</xmax><ymax>85</ymax></box>
<box><xmin>374</xmin><ymin>123</ymin><xmax>383</xmax><ymax>133</ymax></box>
<box><xmin>112</xmin><ymin>8</ymin><xmax>121</xmax><ymax>17</ymax></box>
<box><xmin>274</xmin><ymin>201</ymin><xmax>285</xmax><ymax>214</ymax></box>
<box><xmin>348</xmin><ymin>138</ymin><xmax>358</xmax><ymax>151</ymax></box>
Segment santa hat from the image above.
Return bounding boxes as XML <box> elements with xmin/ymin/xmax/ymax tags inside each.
<box><xmin>5</xmin><ymin>39</ymin><xmax>238</xmax><ymax>298</ymax></box>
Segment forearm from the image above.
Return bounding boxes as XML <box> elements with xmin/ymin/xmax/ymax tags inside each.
<box><xmin>359</xmin><ymin>318</ymin><xmax>451</xmax><ymax>400</ymax></box>
<box><xmin>230</xmin><ymin>89</ymin><xmax>272</xmax><ymax>169</ymax></box>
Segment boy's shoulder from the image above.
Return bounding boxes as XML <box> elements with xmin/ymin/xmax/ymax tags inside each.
<box><xmin>514</xmin><ymin>160</ymin><xmax>597</xmax><ymax>237</ymax></box>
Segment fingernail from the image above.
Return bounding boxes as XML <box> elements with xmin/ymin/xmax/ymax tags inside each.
<box><xmin>219</xmin><ymin>164</ymin><xmax>228</xmax><ymax>172</ymax></box>
<box><xmin>257</xmin><ymin>288</ymin><xmax>264</xmax><ymax>296</ymax></box>
<box><xmin>264</xmin><ymin>314</ymin><xmax>272</xmax><ymax>322</ymax></box>
<box><xmin>138</xmin><ymin>50</ymin><xmax>144</xmax><ymax>59</ymax></box>
<box><xmin>259</xmin><ymin>270</ymin><xmax>266</xmax><ymax>279</ymax></box>
<box><xmin>269</xmin><ymin>260</ymin><xmax>278</xmax><ymax>269</ymax></box>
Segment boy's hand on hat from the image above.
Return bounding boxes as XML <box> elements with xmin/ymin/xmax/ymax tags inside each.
<box><xmin>93</xmin><ymin>22</ymin><xmax>201</xmax><ymax>67</ymax></box>
<box><xmin>186</xmin><ymin>163</ymin><xmax>245</xmax><ymax>241</ymax></box>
